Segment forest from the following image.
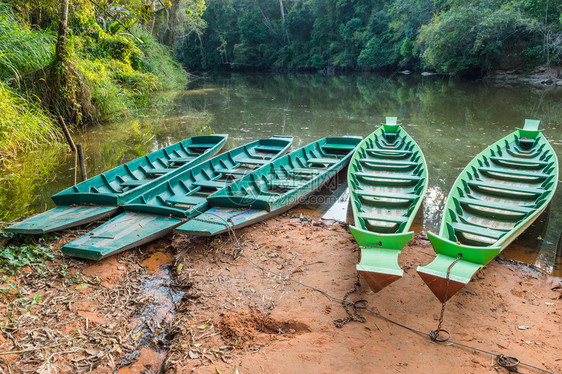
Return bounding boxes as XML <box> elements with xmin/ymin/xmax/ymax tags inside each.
<box><xmin>0</xmin><ymin>0</ymin><xmax>560</xmax><ymax>158</ymax></box>
<box><xmin>179</xmin><ymin>0</ymin><xmax>562</xmax><ymax>75</ymax></box>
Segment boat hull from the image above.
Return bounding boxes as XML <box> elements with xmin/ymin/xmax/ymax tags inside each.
<box><xmin>348</xmin><ymin>118</ymin><xmax>428</xmax><ymax>293</ymax></box>
<box><xmin>177</xmin><ymin>137</ymin><xmax>362</xmax><ymax>236</ymax></box>
<box><xmin>6</xmin><ymin>135</ymin><xmax>228</xmax><ymax>234</ymax></box>
<box><xmin>62</xmin><ymin>136</ymin><xmax>294</xmax><ymax>260</ymax></box>
<box><xmin>6</xmin><ymin>206</ymin><xmax>118</xmax><ymax>234</ymax></box>
<box><xmin>417</xmin><ymin>120</ymin><xmax>558</xmax><ymax>301</ymax></box>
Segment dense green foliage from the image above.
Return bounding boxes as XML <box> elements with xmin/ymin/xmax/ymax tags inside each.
<box><xmin>0</xmin><ymin>83</ymin><xmax>59</xmax><ymax>158</ymax></box>
<box><xmin>0</xmin><ymin>1</ymin><xmax>189</xmax><ymax>157</ymax></box>
<box><xmin>178</xmin><ymin>0</ymin><xmax>562</xmax><ymax>75</ymax></box>
<box><xmin>0</xmin><ymin>3</ymin><xmax>55</xmax><ymax>81</ymax></box>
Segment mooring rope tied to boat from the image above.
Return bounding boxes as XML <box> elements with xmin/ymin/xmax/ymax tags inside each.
<box><xmin>191</xmin><ymin>209</ymin><xmax>554</xmax><ymax>374</ymax></box>
<box><xmin>430</xmin><ymin>253</ymin><xmax>463</xmax><ymax>343</ymax></box>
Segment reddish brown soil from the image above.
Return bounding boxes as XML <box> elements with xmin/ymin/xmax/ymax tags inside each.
<box><xmin>0</xmin><ymin>215</ymin><xmax>560</xmax><ymax>374</ymax></box>
<box><xmin>164</xmin><ymin>216</ymin><xmax>561</xmax><ymax>373</ymax></box>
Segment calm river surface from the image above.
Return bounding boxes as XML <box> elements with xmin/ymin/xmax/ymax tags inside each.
<box><xmin>2</xmin><ymin>73</ymin><xmax>561</xmax><ymax>274</ymax></box>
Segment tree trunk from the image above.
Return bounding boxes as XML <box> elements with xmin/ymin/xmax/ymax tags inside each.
<box><xmin>38</xmin><ymin>0</ymin><xmax>96</xmax><ymax>126</ymax></box>
<box><xmin>149</xmin><ymin>0</ymin><xmax>156</xmax><ymax>34</ymax></box>
<box><xmin>279</xmin><ymin>0</ymin><xmax>289</xmax><ymax>44</ymax></box>
<box><xmin>55</xmin><ymin>0</ymin><xmax>69</xmax><ymax>64</ymax></box>
<box><xmin>163</xmin><ymin>0</ymin><xmax>181</xmax><ymax>47</ymax></box>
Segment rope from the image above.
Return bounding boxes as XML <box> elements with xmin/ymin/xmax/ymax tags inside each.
<box><xmin>430</xmin><ymin>253</ymin><xmax>463</xmax><ymax>343</ymax></box>
<box><xmin>189</xmin><ymin>210</ymin><xmax>553</xmax><ymax>374</ymax></box>
<box><xmin>333</xmin><ymin>273</ymin><xmax>367</xmax><ymax>328</ymax></box>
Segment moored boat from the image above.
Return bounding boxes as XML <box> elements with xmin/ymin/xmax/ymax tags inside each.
<box><xmin>348</xmin><ymin>117</ymin><xmax>428</xmax><ymax>292</ymax></box>
<box><xmin>61</xmin><ymin>136</ymin><xmax>293</xmax><ymax>260</ymax></box>
<box><xmin>6</xmin><ymin>135</ymin><xmax>228</xmax><ymax>234</ymax></box>
<box><xmin>417</xmin><ymin>120</ymin><xmax>558</xmax><ymax>302</ymax></box>
<box><xmin>173</xmin><ymin>136</ymin><xmax>362</xmax><ymax>236</ymax></box>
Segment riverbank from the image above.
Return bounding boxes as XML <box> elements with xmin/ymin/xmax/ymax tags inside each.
<box><xmin>484</xmin><ymin>65</ymin><xmax>562</xmax><ymax>87</ymax></box>
<box><xmin>0</xmin><ymin>2</ymin><xmax>187</xmax><ymax>159</ymax></box>
<box><xmin>0</xmin><ymin>214</ymin><xmax>559</xmax><ymax>373</ymax></box>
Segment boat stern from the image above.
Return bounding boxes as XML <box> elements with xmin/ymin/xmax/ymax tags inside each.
<box><xmin>357</xmin><ymin>248</ymin><xmax>403</xmax><ymax>292</ymax></box>
<box><xmin>417</xmin><ymin>233</ymin><xmax>494</xmax><ymax>302</ymax></box>
<box><xmin>349</xmin><ymin>225</ymin><xmax>413</xmax><ymax>249</ymax></box>
<box><xmin>350</xmin><ymin>226</ymin><xmax>412</xmax><ymax>293</ymax></box>
<box><xmin>5</xmin><ymin>205</ymin><xmax>119</xmax><ymax>234</ymax></box>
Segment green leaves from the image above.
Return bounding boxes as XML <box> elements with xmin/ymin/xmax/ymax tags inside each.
<box><xmin>418</xmin><ymin>2</ymin><xmax>540</xmax><ymax>74</ymax></box>
<box><xmin>0</xmin><ymin>243</ymin><xmax>54</xmax><ymax>273</ymax></box>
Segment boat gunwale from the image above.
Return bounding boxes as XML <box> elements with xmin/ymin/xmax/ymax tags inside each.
<box><xmin>120</xmin><ymin>136</ymin><xmax>294</xmax><ymax>218</ymax></box>
<box><xmin>51</xmin><ymin>134</ymin><xmax>229</xmax><ymax>206</ymax></box>
<box><xmin>435</xmin><ymin>130</ymin><xmax>558</xmax><ymax>253</ymax></box>
<box><xmin>348</xmin><ymin>124</ymin><xmax>428</xmax><ymax>242</ymax></box>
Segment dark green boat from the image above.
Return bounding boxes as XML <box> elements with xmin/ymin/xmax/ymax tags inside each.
<box><xmin>61</xmin><ymin>136</ymin><xmax>293</xmax><ymax>260</ymax></box>
<box><xmin>174</xmin><ymin>136</ymin><xmax>362</xmax><ymax>236</ymax></box>
<box><xmin>417</xmin><ymin>120</ymin><xmax>558</xmax><ymax>302</ymax></box>
<box><xmin>348</xmin><ymin>117</ymin><xmax>428</xmax><ymax>293</ymax></box>
<box><xmin>6</xmin><ymin>135</ymin><xmax>228</xmax><ymax>234</ymax></box>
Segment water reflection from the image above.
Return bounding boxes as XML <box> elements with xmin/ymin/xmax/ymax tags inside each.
<box><xmin>1</xmin><ymin>73</ymin><xmax>560</xmax><ymax>274</ymax></box>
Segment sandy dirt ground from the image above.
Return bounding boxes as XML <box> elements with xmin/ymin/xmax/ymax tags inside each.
<box><xmin>0</xmin><ymin>214</ymin><xmax>560</xmax><ymax>374</ymax></box>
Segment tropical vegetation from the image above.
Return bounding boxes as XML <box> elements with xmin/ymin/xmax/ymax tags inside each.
<box><xmin>0</xmin><ymin>0</ymin><xmax>190</xmax><ymax>158</ymax></box>
<box><xmin>178</xmin><ymin>0</ymin><xmax>562</xmax><ymax>75</ymax></box>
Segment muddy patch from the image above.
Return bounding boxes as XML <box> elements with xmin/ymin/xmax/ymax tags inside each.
<box><xmin>117</xmin><ymin>248</ymin><xmax>182</xmax><ymax>373</ymax></box>
<box><xmin>217</xmin><ymin>311</ymin><xmax>309</xmax><ymax>347</ymax></box>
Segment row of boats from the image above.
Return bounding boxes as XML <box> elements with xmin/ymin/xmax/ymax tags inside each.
<box><xmin>7</xmin><ymin>119</ymin><xmax>558</xmax><ymax>302</ymax></box>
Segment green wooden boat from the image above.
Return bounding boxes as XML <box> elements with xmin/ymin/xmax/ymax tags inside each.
<box><xmin>174</xmin><ymin>136</ymin><xmax>362</xmax><ymax>236</ymax></box>
<box><xmin>6</xmin><ymin>135</ymin><xmax>228</xmax><ymax>234</ymax></box>
<box><xmin>61</xmin><ymin>136</ymin><xmax>293</xmax><ymax>260</ymax></box>
<box><xmin>348</xmin><ymin>117</ymin><xmax>428</xmax><ymax>292</ymax></box>
<box><xmin>417</xmin><ymin>120</ymin><xmax>558</xmax><ymax>302</ymax></box>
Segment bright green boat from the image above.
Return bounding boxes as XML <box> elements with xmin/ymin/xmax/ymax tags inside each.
<box><xmin>61</xmin><ymin>136</ymin><xmax>293</xmax><ymax>260</ymax></box>
<box><xmin>174</xmin><ymin>136</ymin><xmax>362</xmax><ymax>236</ymax></box>
<box><xmin>348</xmin><ymin>117</ymin><xmax>428</xmax><ymax>292</ymax></box>
<box><xmin>417</xmin><ymin>120</ymin><xmax>558</xmax><ymax>302</ymax></box>
<box><xmin>6</xmin><ymin>135</ymin><xmax>228</xmax><ymax>234</ymax></box>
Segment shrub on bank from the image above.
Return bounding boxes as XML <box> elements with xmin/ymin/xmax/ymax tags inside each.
<box><xmin>0</xmin><ymin>2</ymin><xmax>187</xmax><ymax>157</ymax></box>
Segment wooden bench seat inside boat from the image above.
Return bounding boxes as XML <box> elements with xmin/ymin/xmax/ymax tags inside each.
<box><xmin>166</xmin><ymin>195</ymin><xmax>206</xmax><ymax>206</ymax></box>
<box><xmin>144</xmin><ymin>168</ymin><xmax>174</xmax><ymax>176</ymax></box>
<box><xmin>290</xmin><ymin>168</ymin><xmax>322</xmax><ymax>175</ymax></box>
<box><xmin>214</xmin><ymin>168</ymin><xmax>252</xmax><ymax>176</ymax></box>
<box><xmin>479</xmin><ymin>167</ymin><xmax>549</xmax><ymax>181</ymax></box>
<box><xmin>120</xmin><ymin>179</ymin><xmax>149</xmax><ymax>188</ymax></box>
<box><xmin>307</xmin><ymin>157</ymin><xmax>339</xmax><ymax>165</ymax></box>
<box><xmin>355</xmin><ymin>171</ymin><xmax>421</xmax><ymax>182</ymax></box>
<box><xmin>457</xmin><ymin>197</ymin><xmax>533</xmax><ymax>214</ymax></box>
<box><xmin>255</xmin><ymin>145</ymin><xmax>285</xmax><ymax>153</ymax></box>
<box><xmin>358</xmin><ymin>213</ymin><xmax>408</xmax><ymax>224</ymax></box>
<box><xmin>186</xmin><ymin>143</ymin><xmax>218</xmax><ymax>149</ymax></box>
<box><xmin>467</xmin><ymin>180</ymin><xmax>544</xmax><ymax>196</ymax></box>
<box><xmin>193</xmin><ymin>180</ymin><xmax>228</xmax><ymax>189</ymax></box>
<box><xmin>489</xmin><ymin>156</ymin><xmax>548</xmax><ymax>168</ymax></box>
<box><xmin>238</xmin><ymin>158</ymin><xmax>270</xmax><ymax>165</ymax></box>
<box><xmin>355</xmin><ymin>190</ymin><xmax>418</xmax><ymax>201</ymax></box>
<box><xmin>268</xmin><ymin>179</ymin><xmax>306</xmax><ymax>189</ymax></box>
<box><xmin>449</xmin><ymin>222</ymin><xmax>505</xmax><ymax>240</ymax></box>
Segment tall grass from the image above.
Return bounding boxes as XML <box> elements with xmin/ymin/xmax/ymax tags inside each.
<box><xmin>0</xmin><ymin>3</ymin><xmax>54</xmax><ymax>81</ymax></box>
<box><xmin>0</xmin><ymin>82</ymin><xmax>58</xmax><ymax>158</ymax></box>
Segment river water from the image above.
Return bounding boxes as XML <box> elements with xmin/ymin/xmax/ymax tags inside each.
<box><xmin>2</xmin><ymin>73</ymin><xmax>561</xmax><ymax>274</ymax></box>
